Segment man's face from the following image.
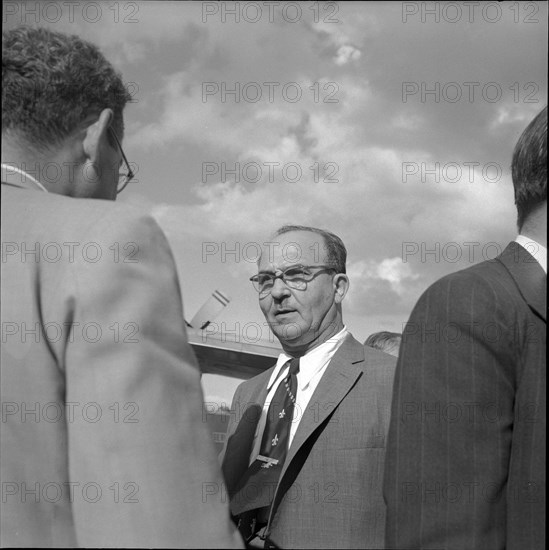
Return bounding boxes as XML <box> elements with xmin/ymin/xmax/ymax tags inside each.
<box><xmin>257</xmin><ymin>231</ymin><xmax>342</xmax><ymax>353</ymax></box>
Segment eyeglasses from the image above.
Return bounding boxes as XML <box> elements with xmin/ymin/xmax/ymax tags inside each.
<box><xmin>250</xmin><ymin>264</ymin><xmax>336</xmax><ymax>296</ymax></box>
<box><xmin>108</xmin><ymin>127</ymin><xmax>135</xmax><ymax>194</ymax></box>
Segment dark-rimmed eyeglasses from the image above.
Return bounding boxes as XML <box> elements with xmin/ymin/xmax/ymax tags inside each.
<box><xmin>250</xmin><ymin>264</ymin><xmax>336</xmax><ymax>296</ymax></box>
<box><xmin>109</xmin><ymin>127</ymin><xmax>135</xmax><ymax>194</ymax></box>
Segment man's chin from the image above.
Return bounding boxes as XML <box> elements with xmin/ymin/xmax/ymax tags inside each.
<box><xmin>270</xmin><ymin>321</ymin><xmax>307</xmax><ymax>343</ymax></box>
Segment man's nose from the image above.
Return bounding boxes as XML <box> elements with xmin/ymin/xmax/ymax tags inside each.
<box><xmin>270</xmin><ymin>276</ymin><xmax>291</xmax><ymax>299</ymax></box>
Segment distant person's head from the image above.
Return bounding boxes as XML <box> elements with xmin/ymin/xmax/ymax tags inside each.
<box><xmin>364</xmin><ymin>331</ymin><xmax>402</xmax><ymax>357</ymax></box>
<box><xmin>512</xmin><ymin>106</ymin><xmax>547</xmax><ymax>241</ymax></box>
<box><xmin>252</xmin><ymin>225</ymin><xmax>349</xmax><ymax>356</ymax></box>
<box><xmin>2</xmin><ymin>26</ymin><xmax>132</xmax><ymax>200</ymax></box>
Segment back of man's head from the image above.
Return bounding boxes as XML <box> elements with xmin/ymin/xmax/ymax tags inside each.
<box><xmin>364</xmin><ymin>331</ymin><xmax>402</xmax><ymax>357</ymax></box>
<box><xmin>512</xmin><ymin>106</ymin><xmax>547</xmax><ymax>232</ymax></box>
<box><xmin>2</xmin><ymin>26</ymin><xmax>131</xmax><ymax>154</ymax></box>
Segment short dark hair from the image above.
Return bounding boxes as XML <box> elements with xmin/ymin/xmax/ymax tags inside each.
<box><xmin>2</xmin><ymin>26</ymin><xmax>131</xmax><ymax>152</ymax></box>
<box><xmin>364</xmin><ymin>331</ymin><xmax>402</xmax><ymax>356</ymax></box>
<box><xmin>512</xmin><ymin>106</ymin><xmax>547</xmax><ymax>231</ymax></box>
<box><xmin>274</xmin><ymin>225</ymin><xmax>347</xmax><ymax>274</ymax></box>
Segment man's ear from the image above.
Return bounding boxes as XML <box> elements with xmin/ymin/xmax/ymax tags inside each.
<box><xmin>82</xmin><ymin>109</ymin><xmax>113</xmax><ymax>162</ymax></box>
<box><xmin>333</xmin><ymin>273</ymin><xmax>349</xmax><ymax>304</ymax></box>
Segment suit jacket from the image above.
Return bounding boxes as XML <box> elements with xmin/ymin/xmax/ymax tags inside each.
<box><xmin>1</xmin><ymin>179</ymin><xmax>240</xmax><ymax>548</ymax></box>
<box><xmin>220</xmin><ymin>334</ymin><xmax>397</xmax><ymax>549</ymax></box>
<box><xmin>384</xmin><ymin>242</ymin><xmax>546</xmax><ymax>550</ymax></box>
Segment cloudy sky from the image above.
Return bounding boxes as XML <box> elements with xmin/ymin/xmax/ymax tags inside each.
<box><xmin>4</xmin><ymin>1</ymin><xmax>547</xmax><ymax>399</ymax></box>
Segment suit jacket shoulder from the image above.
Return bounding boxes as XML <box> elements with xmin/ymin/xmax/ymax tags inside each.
<box><xmin>2</xmin><ymin>183</ymin><xmax>172</xmax><ymax>248</ymax></box>
<box><xmin>413</xmin><ymin>241</ymin><xmax>545</xmax><ymax>318</ymax></box>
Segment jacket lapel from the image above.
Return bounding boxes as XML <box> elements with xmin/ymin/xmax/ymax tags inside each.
<box><xmin>222</xmin><ymin>369</ymin><xmax>272</xmax><ymax>495</ymax></box>
<box><xmin>278</xmin><ymin>334</ymin><xmax>365</xmax><ymax>483</ymax></box>
<box><xmin>498</xmin><ymin>241</ymin><xmax>547</xmax><ymax>322</ymax></box>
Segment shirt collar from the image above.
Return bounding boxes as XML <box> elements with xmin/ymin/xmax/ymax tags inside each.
<box><xmin>1</xmin><ymin>163</ymin><xmax>49</xmax><ymax>193</ymax></box>
<box><xmin>267</xmin><ymin>326</ymin><xmax>349</xmax><ymax>391</ymax></box>
<box><xmin>515</xmin><ymin>235</ymin><xmax>547</xmax><ymax>274</ymax></box>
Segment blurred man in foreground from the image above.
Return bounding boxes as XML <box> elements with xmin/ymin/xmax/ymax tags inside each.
<box><xmin>384</xmin><ymin>107</ymin><xmax>547</xmax><ymax>549</ymax></box>
<box><xmin>220</xmin><ymin>225</ymin><xmax>396</xmax><ymax>548</ymax></box>
<box><xmin>1</xmin><ymin>26</ymin><xmax>240</xmax><ymax>548</ymax></box>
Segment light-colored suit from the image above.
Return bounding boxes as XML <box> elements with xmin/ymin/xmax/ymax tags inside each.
<box><xmin>1</xmin><ymin>178</ymin><xmax>240</xmax><ymax>548</ymax></box>
<box><xmin>220</xmin><ymin>334</ymin><xmax>396</xmax><ymax>549</ymax></box>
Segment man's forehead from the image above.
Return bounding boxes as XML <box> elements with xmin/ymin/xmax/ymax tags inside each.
<box><xmin>258</xmin><ymin>231</ymin><xmax>327</xmax><ymax>268</ymax></box>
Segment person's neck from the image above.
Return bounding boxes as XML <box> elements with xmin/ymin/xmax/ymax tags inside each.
<box><xmin>281</xmin><ymin>319</ymin><xmax>345</xmax><ymax>358</ymax></box>
<box><xmin>1</xmin><ymin>140</ymin><xmax>73</xmax><ymax>195</ymax></box>
<box><xmin>521</xmin><ymin>206</ymin><xmax>547</xmax><ymax>248</ymax></box>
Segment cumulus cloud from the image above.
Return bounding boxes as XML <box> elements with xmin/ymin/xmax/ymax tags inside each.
<box><xmin>334</xmin><ymin>44</ymin><xmax>362</xmax><ymax>65</ymax></box>
<box><xmin>7</xmin><ymin>1</ymin><xmax>545</xmax><ymax>350</ymax></box>
<box><xmin>345</xmin><ymin>257</ymin><xmax>422</xmax><ymax>315</ymax></box>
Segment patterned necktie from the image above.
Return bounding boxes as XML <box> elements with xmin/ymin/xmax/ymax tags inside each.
<box><xmin>230</xmin><ymin>357</ymin><xmax>300</xmax><ymax>524</ymax></box>
<box><xmin>258</xmin><ymin>356</ymin><xmax>300</xmax><ymax>465</ymax></box>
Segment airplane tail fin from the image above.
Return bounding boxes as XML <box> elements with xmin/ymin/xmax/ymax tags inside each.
<box><xmin>189</xmin><ymin>290</ymin><xmax>231</xmax><ymax>329</ymax></box>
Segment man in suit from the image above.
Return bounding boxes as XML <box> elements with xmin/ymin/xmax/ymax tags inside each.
<box><xmin>1</xmin><ymin>26</ymin><xmax>240</xmax><ymax>548</ymax></box>
<box><xmin>384</xmin><ymin>106</ymin><xmax>547</xmax><ymax>550</ymax></box>
<box><xmin>220</xmin><ymin>225</ymin><xmax>396</xmax><ymax>548</ymax></box>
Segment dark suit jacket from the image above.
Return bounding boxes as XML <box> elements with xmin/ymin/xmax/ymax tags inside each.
<box><xmin>1</xmin><ymin>179</ymin><xmax>240</xmax><ymax>548</ymax></box>
<box><xmin>384</xmin><ymin>242</ymin><xmax>546</xmax><ymax>550</ymax></box>
<box><xmin>220</xmin><ymin>334</ymin><xmax>396</xmax><ymax>549</ymax></box>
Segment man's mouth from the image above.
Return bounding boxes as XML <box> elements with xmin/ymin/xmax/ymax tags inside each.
<box><xmin>275</xmin><ymin>308</ymin><xmax>296</xmax><ymax>316</ymax></box>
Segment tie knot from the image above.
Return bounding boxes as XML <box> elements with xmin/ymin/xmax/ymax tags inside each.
<box><xmin>288</xmin><ymin>357</ymin><xmax>300</xmax><ymax>376</ymax></box>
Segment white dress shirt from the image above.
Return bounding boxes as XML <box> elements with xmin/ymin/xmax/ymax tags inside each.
<box><xmin>515</xmin><ymin>234</ymin><xmax>547</xmax><ymax>274</ymax></box>
<box><xmin>249</xmin><ymin>326</ymin><xmax>349</xmax><ymax>465</ymax></box>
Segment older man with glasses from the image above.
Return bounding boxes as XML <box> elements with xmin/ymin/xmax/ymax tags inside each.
<box><xmin>1</xmin><ymin>26</ymin><xmax>241</xmax><ymax>548</ymax></box>
<box><xmin>220</xmin><ymin>225</ymin><xmax>397</xmax><ymax>549</ymax></box>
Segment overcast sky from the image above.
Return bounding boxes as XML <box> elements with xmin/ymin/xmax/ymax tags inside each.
<box><xmin>4</xmin><ymin>1</ymin><xmax>547</xmax><ymax>401</ymax></box>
